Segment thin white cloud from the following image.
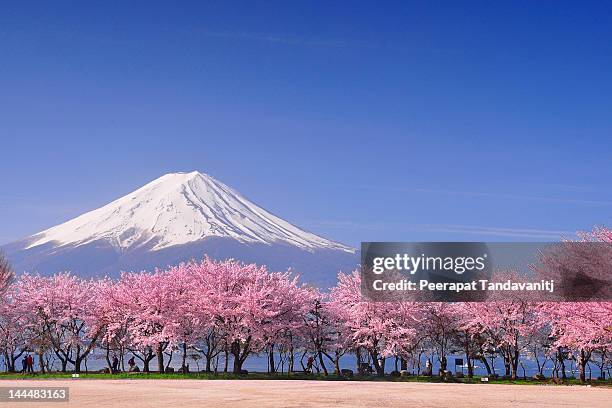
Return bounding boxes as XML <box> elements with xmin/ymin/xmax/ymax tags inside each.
<box><xmin>414</xmin><ymin>224</ymin><xmax>574</xmax><ymax>239</ymax></box>
<box><xmin>307</xmin><ymin>220</ymin><xmax>391</xmax><ymax>231</ymax></box>
<box><xmin>309</xmin><ymin>219</ymin><xmax>573</xmax><ymax>240</ymax></box>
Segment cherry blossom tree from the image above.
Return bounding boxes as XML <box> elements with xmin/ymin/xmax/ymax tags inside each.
<box><xmin>94</xmin><ymin>277</ymin><xmax>128</xmax><ymax>373</ymax></box>
<box><xmin>592</xmin><ymin>347</ymin><xmax>611</xmax><ymax>380</ymax></box>
<box><xmin>461</xmin><ymin>298</ymin><xmax>540</xmax><ymax>379</ymax></box>
<box><xmin>165</xmin><ymin>265</ymin><xmax>202</xmax><ymax>373</ymax></box>
<box><xmin>453</xmin><ymin>302</ymin><xmax>489</xmax><ymax>378</ymax></box>
<box><xmin>420</xmin><ymin>302</ymin><xmax>459</xmax><ymax>375</ymax></box>
<box><xmin>522</xmin><ymin>318</ymin><xmax>554</xmax><ymax>378</ymax></box>
<box><xmin>168</xmin><ymin>260</ymin><xmax>223</xmax><ymax>372</ymax></box>
<box><xmin>459</xmin><ymin>270</ymin><xmax>544</xmax><ymax>380</ymax></box>
<box><xmin>301</xmin><ymin>288</ymin><xmax>353</xmax><ymax>375</ymax></box>
<box><xmin>0</xmin><ymin>284</ymin><xmax>28</xmax><ymax>372</ymax></box>
<box><xmin>534</xmin><ymin>226</ymin><xmax>612</xmax><ymax>382</ymax></box>
<box><xmin>187</xmin><ymin>258</ymin><xmax>305</xmax><ymax>374</ymax></box>
<box><xmin>13</xmin><ymin>273</ymin><xmax>102</xmax><ymax>372</ymax></box>
<box><xmin>330</xmin><ymin>271</ymin><xmax>421</xmax><ymax>376</ymax></box>
<box><xmin>113</xmin><ymin>270</ymin><xmax>188</xmax><ymax>373</ymax></box>
<box><xmin>259</xmin><ymin>276</ymin><xmax>311</xmax><ymax>374</ymax></box>
<box><xmin>539</xmin><ymin>301</ymin><xmax>612</xmax><ymax>382</ymax></box>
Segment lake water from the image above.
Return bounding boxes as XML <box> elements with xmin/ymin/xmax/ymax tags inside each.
<box><xmin>2</xmin><ymin>351</ymin><xmax>598</xmax><ymax>378</ymax></box>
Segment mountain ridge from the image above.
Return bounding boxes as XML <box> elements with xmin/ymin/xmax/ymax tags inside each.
<box><xmin>24</xmin><ymin>171</ymin><xmax>354</xmax><ymax>253</ymax></box>
<box><xmin>4</xmin><ymin>171</ymin><xmax>357</xmax><ymax>286</ymax></box>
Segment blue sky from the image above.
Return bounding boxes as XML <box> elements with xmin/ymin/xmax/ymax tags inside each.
<box><xmin>1</xmin><ymin>1</ymin><xmax>611</xmax><ymax>247</ymax></box>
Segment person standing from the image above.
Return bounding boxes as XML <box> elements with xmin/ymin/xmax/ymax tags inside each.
<box><xmin>112</xmin><ymin>355</ymin><xmax>119</xmax><ymax>373</ymax></box>
<box><xmin>128</xmin><ymin>356</ymin><xmax>136</xmax><ymax>371</ymax></box>
<box><xmin>21</xmin><ymin>356</ymin><xmax>27</xmax><ymax>373</ymax></box>
<box><xmin>26</xmin><ymin>354</ymin><xmax>34</xmax><ymax>373</ymax></box>
<box><xmin>306</xmin><ymin>356</ymin><xmax>314</xmax><ymax>374</ymax></box>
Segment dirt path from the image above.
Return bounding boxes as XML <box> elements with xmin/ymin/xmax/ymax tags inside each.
<box><xmin>0</xmin><ymin>379</ymin><xmax>610</xmax><ymax>408</ymax></box>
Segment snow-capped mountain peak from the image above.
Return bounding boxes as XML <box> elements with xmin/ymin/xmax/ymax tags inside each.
<box><xmin>25</xmin><ymin>171</ymin><xmax>355</xmax><ymax>253</ymax></box>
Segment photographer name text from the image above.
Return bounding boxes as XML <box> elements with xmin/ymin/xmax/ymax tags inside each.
<box><xmin>372</xmin><ymin>279</ymin><xmax>555</xmax><ymax>293</ymax></box>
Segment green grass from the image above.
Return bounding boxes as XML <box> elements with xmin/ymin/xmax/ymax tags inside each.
<box><xmin>1</xmin><ymin>371</ymin><xmax>611</xmax><ymax>386</ymax></box>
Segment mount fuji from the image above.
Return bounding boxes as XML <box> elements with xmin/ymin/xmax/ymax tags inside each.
<box><xmin>3</xmin><ymin>172</ymin><xmax>357</xmax><ymax>287</ymax></box>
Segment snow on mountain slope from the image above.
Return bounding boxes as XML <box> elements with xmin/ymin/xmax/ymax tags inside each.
<box><xmin>25</xmin><ymin>171</ymin><xmax>355</xmax><ymax>254</ymax></box>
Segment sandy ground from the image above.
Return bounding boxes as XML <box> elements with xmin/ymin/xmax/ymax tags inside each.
<box><xmin>0</xmin><ymin>379</ymin><xmax>610</xmax><ymax>408</ymax></box>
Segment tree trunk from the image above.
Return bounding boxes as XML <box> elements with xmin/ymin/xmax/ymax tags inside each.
<box><xmin>4</xmin><ymin>352</ymin><xmax>14</xmax><ymax>372</ymax></box>
<box><xmin>165</xmin><ymin>349</ymin><xmax>173</xmax><ymax>371</ymax></box>
<box><xmin>105</xmin><ymin>345</ymin><xmax>113</xmax><ymax>374</ymax></box>
<box><xmin>480</xmin><ymin>356</ymin><xmax>492</xmax><ymax>375</ymax></box>
<box><xmin>511</xmin><ymin>352</ymin><xmax>519</xmax><ymax>380</ymax></box>
<box><xmin>440</xmin><ymin>355</ymin><xmax>447</xmax><ymax>373</ymax></box>
<box><xmin>503</xmin><ymin>355</ymin><xmax>510</xmax><ymax>377</ymax></box>
<box><xmin>467</xmin><ymin>356</ymin><xmax>474</xmax><ymax>378</ymax></box>
<box><xmin>268</xmin><ymin>344</ymin><xmax>275</xmax><ymax>374</ymax></box>
<box><xmin>333</xmin><ymin>354</ymin><xmax>340</xmax><ymax>375</ymax></box>
<box><xmin>73</xmin><ymin>340</ymin><xmax>97</xmax><ymax>374</ymax></box>
<box><xmin>231</xmin><ymin>340</ymin><xmax>243</xmax><ymax>374</ymax></box>
<box><xmin>536</xmin><ymin>354</ymin><xmax>544</xmax><ymax>376</ymax></box>
<box><xmin>400</xmin><ymin>358</ymin><xmax>408</xmax><ymax>371</ymax></box>
<box><xmin>181</xmin><ymin>342</ymin><xmax>187</xmax><ymax>373</ymax></box>
<box><xmin>141</xmin><ymin>349</ymin><xmax>153</xmax><ymax>373</ymax></box>
<box><xmin>143</xmin><ymin>358</ymin><xmax>149</xmax><ymax>372</ymax></box>
<box><xmin>38</xmin><ymin>351</ymin><xmax>45</xmax><ymax>374</ymax></box>
<box><xmin>157</xmin><ymin>343</ymin><xmax>165</xmax><ymax>374</ymax></box>
<box><xmin>73</xmin><ymin>346</ymin><xmax>82</xmax><ymax>373</ymax></box>
<box><xmin>230</xmin><ymin>338</ymin><xmax>252</xmax><ymax>374</ymax></box>
<box><xmin>558</xmin><ymin>349</ymin><xmax>566</xmax><ymax>380</ymax></box>
<box><xmin>232</xmin><ymin>351</ymin><xmax>242</xmax><ymax>374</ymax></box>
<box><xmin>464</xmin><ymin>342</ymin><xmax>473</xmax><ymax>378</ymax></box>
<box><xmin>370</xmin><ymin>351</ymin><xmax>385</xmax><ymax>377</ymax></box>
<box><xmin>317</xmin><ymin>349</ymin><xmax>328</xmax><ymax>376</ymax></box>
<box><xmin>288</xmin><ymin>346</ymin><xmax>294</xmax><ymax>374</ymax></box>
<box><xmin>579</xmin><ymin>349</ymin><xmax>589</xmax><ymax>383</ymax></box>
<box><xmin>74</xmin><ymin>351</ymin><xmax>84</xmax><ymax>374</ymax></box>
